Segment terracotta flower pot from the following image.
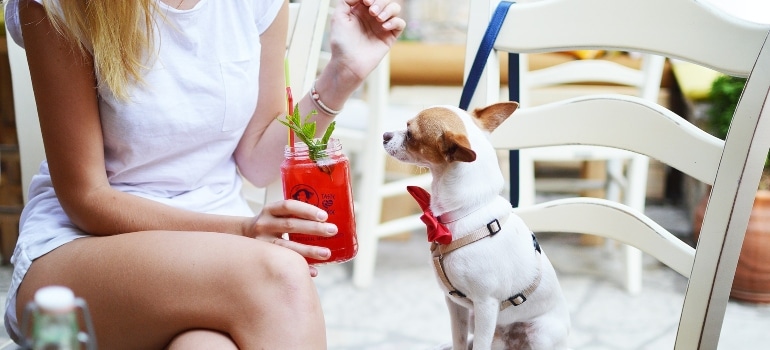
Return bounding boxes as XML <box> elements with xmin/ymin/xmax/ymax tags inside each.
<box><xmin>693</xmin><ymin>189</ymin><xmax>770</xmax><ymax>303</ymax></box>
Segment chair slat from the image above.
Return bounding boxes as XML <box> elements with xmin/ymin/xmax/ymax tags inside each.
<box><xmin>514</xmin><ymin>198</ymin><xmax>695</xmax><ymax>276</ymax></box>
<box><xmin>492</xmin><ymin>95</ymin><xmax>724</xmax><ymax>185</ymax></box>
<box><xmin>495</xmin><ymin>0</ymin><xmax>769</xmax><ymax>77</ymax></box>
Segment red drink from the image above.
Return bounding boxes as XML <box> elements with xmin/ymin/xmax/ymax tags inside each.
<box><xmin>281</xmin><ymin>139</ymin><xmax>357</xmax><ymax>264</ymax></box>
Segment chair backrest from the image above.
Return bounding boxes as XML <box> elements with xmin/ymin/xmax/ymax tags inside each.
<box><xmin>517</xmin><ymin>52</ymin><xmax>665</xmax><ymax>108</ymax></box>
<box><xmin>513</xmin><ymin>49</ymin><xmax>666</xmax><ymax>212</ymax></box>
<box><xmin>463</xmin><ymin>0</ymin><xmax>770</xmax><ymax>348</ymax></box>
<box><xmin>6</xmin><ymin>0</ymin><xmax>329</xmax><ymax>207</ymax></box>
<box><xmin>6</xmin><ymin>23</ymin><xmax>40</xmax><ymax>203</ymax></box>
<box><xmin>285</xmin><ymin>0</ymin><xmax>328</xmax><ymax>95</ymax></box>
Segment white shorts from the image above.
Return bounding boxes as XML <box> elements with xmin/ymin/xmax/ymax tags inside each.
<box><xmin>4</xmin><ymin>168</ymin><xmax>90</xmax><ymax>342</ymax></box>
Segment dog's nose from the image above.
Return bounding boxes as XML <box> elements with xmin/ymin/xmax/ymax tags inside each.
<box><xmin>383</xmin><ymin>132</ymin><xmax>393</xmax><ymax>143</ymax></box>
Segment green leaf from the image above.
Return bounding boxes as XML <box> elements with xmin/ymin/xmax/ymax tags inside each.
<box><xmin>277</xmin><ymin>104</ymin><xmax>335</xmax><ymax>162</ymax></box>
<box><xmin>321</xmin><ymin>121</ymin><xmax>335</xmax><ymax>146</ymax></box>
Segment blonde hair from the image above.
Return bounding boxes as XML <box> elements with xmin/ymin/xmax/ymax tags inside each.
<box><xmin>42</xmin><ymin>0</ymin><xmax>158</xmax><ymax>100</ymax></box>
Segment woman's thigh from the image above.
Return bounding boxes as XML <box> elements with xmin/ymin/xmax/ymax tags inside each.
<box><xmin>16</xmin><ymin>231</ymin><xmax>326</xmax><ymax>350</ymax></box>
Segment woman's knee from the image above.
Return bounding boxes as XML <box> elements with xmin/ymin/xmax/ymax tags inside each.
<box><xmin>222</xmin><ymin>244</ymin><xmax>324</xmax><ymax>341</ymax></box>
<box><xmin>237</xmin><ymin>244</ymin><xmax>320</xmax><ymax>310</ymax></box>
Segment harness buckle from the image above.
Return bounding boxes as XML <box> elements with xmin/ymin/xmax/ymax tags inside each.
<box><xmin>508</xmin><ymin>293</ymin><xmax>527</xmax><ymax>306</ymax></box>
<box><xmin>487</xmin><ymin>219</ymin><xmax>502</xmax><ymax>236</ymax></box>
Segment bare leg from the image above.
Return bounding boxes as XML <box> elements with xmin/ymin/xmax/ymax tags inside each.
<box><xmin>16</xmin><ymin>231</ymin><xmax>326</xmax><ymax>350</ymax></box>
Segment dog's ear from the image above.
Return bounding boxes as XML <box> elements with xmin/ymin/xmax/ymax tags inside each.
<box><xmin>471</xmin><ymin>101</ymin><xmax>519</xmax><ymax>132</ymax></box>
<box><xmin>442</xmin><ymin>132</ymin><xmax>476</xmax><ymax>163</ymax></box>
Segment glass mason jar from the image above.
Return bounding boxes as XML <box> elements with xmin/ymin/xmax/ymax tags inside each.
<box><xmin>21</xmin><ymin>286</ymin><xmax>97</xmax><ymax>350</ymax></box>
<box><xmin>281</xmin><ymin>138</ymin><xmax>358</xmax><ymax>264</ymax></box>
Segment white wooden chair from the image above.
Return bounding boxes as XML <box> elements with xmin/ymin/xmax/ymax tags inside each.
<box><xmin>341</xmin><ymin>58</ymin><xmax>434</xmax><ymax>288</ymax></box>
<box><xmin>463</xmin><ymin>0</ymin><xmax>770</xmax><ymax>348</ymax></box>
<box><xmin>6</xmin><ymin>20</ymin><xmax>40</xmax><ymax>204</ymax></box>
<box><xmin>514</xmin><ymin>49</ymin><xmax>666</xmax><ymax>296</ymax></box>
<box><xmin>516</xmin><ymin>53</ymin><xmax>665</xmax><ymax>209</ymax></box>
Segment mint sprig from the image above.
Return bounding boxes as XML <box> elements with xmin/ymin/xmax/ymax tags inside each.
<box><xmin>279</xmin><ymin>103</ymin><xmax>336</xmax><ymax>161</ymax></box>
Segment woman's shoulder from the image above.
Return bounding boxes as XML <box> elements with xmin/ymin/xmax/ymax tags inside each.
<box><xmin>5</xmin><ymin>0</ymin><xmax>40</xmax><ymax>48</ymax></box>
<box><xmin>247</xmin><ymin>0</ymin><xmax>284</xmax><ymax>34</ymax></box>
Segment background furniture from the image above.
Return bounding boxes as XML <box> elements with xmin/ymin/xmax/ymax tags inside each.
<box><xmin>463</xmin><ymin>0</ymin><xmax>770</xmax><ymax>348</ymax></box>
<box><xmin>0</xmin><ymin>24</ymin><xmax>24</xmax><ymax>264</ymax></box>
<box><xmin>5</xmin><ymin>19</ymin><xmax>38</xmax><ymax>205</ymax></box>
<box><xmin>514</xmin><ymin>51</ymin><xmax>666</xmax><ymax>295</ymax></box>
<box><xmin>337</xmin><ymin>53</ymin><xmax>434</xmax><ymax>290</ymax></box>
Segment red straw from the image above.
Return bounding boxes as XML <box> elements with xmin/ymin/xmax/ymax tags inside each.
<box><xmin>285</xmin><ymin>58</ymin><xmax>295</xmax><ymax>147</ymax></box>
<box><xmin>286</xmin><ymin>86</ymin><xmax>295</xmax><ymax>147</ymax></box>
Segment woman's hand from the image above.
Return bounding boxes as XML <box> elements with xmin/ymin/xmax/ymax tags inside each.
<box><xmin>246</xmin><ymin>200</ymin><xmax>338</xmax><ymax>277</ymax></box>
<box><xmin>328</xmin><ymin>0</ymin><xmax>406</xmax><ymax>81</ymax></box>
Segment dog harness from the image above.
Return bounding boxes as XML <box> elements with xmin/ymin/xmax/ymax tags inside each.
<box><xmin>407</xmin><ymin>186</ymin><xmax>543</xmax><ymax>311</ymax></box>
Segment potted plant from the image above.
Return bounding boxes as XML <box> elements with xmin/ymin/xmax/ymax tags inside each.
<box><xmin>693</xmin><ymin>75</ymin><xmax>770</xmax><ymax>304</ymax></box>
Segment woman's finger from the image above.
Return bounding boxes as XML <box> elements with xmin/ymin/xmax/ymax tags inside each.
<box><xmin>264</xmin><ymin>200</ymin><xmax>338</xmax><ymax>235</ymax></box>
<box><xmin>266</xmin><ymin>199</ymin><xmax>329</xmax><ymax>222</ymax></box>
<box><xmin>272</xmin><ymin>238</ymin><xmax>331</xmax><ymax>262</ymax></box>
<box><xmin>245</xmin><ymin>200</ymin><xmax>337</xmax><ymax>239</ymax></box>
<box><xmin>371</xmin><ymin>1</ymin><xmax>401</xmax><ymax>23</ymax></box>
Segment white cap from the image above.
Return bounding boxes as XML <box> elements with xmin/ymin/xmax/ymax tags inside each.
<box><xmin>34</xmin><ymin>286</ymin><xmax>76</xmax><ymax>313</ymax></box>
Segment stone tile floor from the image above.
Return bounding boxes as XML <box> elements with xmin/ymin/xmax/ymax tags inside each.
<box><xmin>316</xmin><ymin>237</ymin><xmax>770</xmax><ymax>349</ymax></box>
<box><xmin>312</xmin><ymin>203</ymin><xmax>770</xmax><ymax>350</ymax></box>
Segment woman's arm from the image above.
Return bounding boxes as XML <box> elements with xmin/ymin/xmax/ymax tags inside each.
<box><xmin>234</xmin><ymin>0</ymin><xmax>294</xmax><ymax>187</ymax></box>
<box><xmin>235</xmin><ymin>0</ymin><xmax>405</xmax><ymax>187</ymax></box>
<box><xmin>18</xmin><ymin>0</ymin><xmax>331</xmax><ymax>242</ymax></box>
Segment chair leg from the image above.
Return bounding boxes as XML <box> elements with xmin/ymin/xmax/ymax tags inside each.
<box><xmin>624</xmin><ymin>245</ymin><xmax>643</xmax><ymax>295</ymax></box>
<box><xmin>352</xmin><ymin>227</ymin><xmax>379</xmax><ymax>288</ymax></box>
<box><xmin>518</xmin><ymin>150</ymin><xmax>536</xmax><ymax>206</ymax></box>
<box><xmin>350</xmin><ymin>149</ymin><xmax>386</xmax><ymax>288</ymax></box>
<box><xmin>350</xmin><ymin>58</ymin><xmax>390</xmax><ymax>288</ymax></box>
<box><xmin>620</xmin><ymin>155</ymin><xmax>649</xmax><ymax>295</ymax></box>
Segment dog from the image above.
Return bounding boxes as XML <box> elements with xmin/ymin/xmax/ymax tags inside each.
<box><xmin>382</xmin><ymin>102</ymin><xmax>570</xmax><ymax>349</ymax></box>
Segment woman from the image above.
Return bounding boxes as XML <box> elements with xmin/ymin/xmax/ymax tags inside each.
<box><xmin>3</xmin><ymin>0</ymin><xmax>404</xmax><ymax>348</ymax></box>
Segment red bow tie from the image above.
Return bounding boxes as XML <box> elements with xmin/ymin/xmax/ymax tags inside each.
<box><xmin>406</xmin><ymin>186</ymin><xmax>453</xmax><ymax>245</ymax></box>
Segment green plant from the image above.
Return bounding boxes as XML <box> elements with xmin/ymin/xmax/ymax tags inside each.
<box><xmin>707</xmin><ymin>75</ymin><xmax>770</xmax><ymax>189</ymax></box>
<box><xmin>278</xmin><ymin>104</ymin><xmax>336</xmax><ymax>162</ymax></box>
<box><xmin>707</xmin><ymin>75</ymin><xmax>745</xmax><ymax>140</ymax></box>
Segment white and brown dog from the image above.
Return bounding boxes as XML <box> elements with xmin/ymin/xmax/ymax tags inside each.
<box><xmin>383</xmin><ymin>102</ymin><xmax>570</xmax><ymax>349</ymax></box>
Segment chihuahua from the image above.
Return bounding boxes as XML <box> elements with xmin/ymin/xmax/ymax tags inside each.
<box><xmin>383</xmin><ymin>102</ymin><xmax>570</xmax><ymax>349</ymax></box>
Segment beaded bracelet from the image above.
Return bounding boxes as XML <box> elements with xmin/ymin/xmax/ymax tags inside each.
<box><xmin>310</xmin><ymin>81</ymin><xmax>342</xmax><ymax>116</ymax></box>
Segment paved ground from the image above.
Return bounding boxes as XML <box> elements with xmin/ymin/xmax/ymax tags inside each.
<box><xmin>313</xmin><ymin>206</ymin><xmax>770</xmax><ymax>350</ymax></box>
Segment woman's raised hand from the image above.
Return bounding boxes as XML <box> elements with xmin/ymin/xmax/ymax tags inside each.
<box><xmin>328</xmin><ymin>0</ymin><xmax>406</xmax><ymax>81</ymax></box>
